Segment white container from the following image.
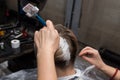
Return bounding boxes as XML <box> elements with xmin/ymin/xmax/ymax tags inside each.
<box><xmin>11</xmin><ymin>39</ymin><xmax>20</xmax><ymax>48</ymax></box>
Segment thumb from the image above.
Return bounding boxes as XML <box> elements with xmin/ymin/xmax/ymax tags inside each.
<box><xmin>46</xmin><ymin>20</ymin><xmax>55</xmax><ymax>30</ymax></box>
<box><xmin>81</xmin><ymin>55</ymin><xmax>92</xmax><ymax>63</ymax></box>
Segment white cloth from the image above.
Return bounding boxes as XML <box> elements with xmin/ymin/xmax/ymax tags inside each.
<box><xmin>58</xmin><ymin>68</ymin><xmax>83</xmax><ymax>80</ymax></box>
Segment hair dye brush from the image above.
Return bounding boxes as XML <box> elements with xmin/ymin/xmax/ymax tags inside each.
<box><xmin>23</xmin><ymin>3</ymin><xmax>46</xmax><ymax>26</ymax></box>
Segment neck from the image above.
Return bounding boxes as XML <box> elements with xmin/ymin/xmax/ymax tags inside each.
<box><xmin>56</xmin><ymin>65</ymin><xmax>75</xmax><ymax>77</ymax></box>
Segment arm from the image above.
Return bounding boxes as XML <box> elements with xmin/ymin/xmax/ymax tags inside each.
<box><xmin>100</xmin><ymin>64</ymin><xmax>120</xmax><ymax>80</ymax></box>
<box><xmin>34</xmin><ymin>20</ymin><xmax>59</xmax><ymax>80</ymax></box>
<box><xmin>79</xmin><ymin>46</ymin><xmax>120</xmax><ymax>80</ymax></box>
<box><xmin>37</xmin><ymin>50</ymin><xmax>57</xmax><ymax>80</ymax></box>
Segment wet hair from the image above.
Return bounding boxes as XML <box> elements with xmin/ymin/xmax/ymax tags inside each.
<box><xmin>54</xmin><ymin>24</ymin><xmax>78</xmax><ymax>69</ymax></box>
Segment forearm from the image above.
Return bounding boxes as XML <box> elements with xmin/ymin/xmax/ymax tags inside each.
<box><xmin>37</xmin><ymin>51</ymin><xmax>57</xmax><ymax>80</ymax></box>
<box><xmin>99</xmin><ymin>64</ymin><xmax>120</xmax><ymax>80</ymax></box>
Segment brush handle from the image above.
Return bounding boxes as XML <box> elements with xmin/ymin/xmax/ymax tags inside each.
<box><xmin>35</xmin><ymin>14</ymin><xmax>46</xmax><ymax>26</ymax></box>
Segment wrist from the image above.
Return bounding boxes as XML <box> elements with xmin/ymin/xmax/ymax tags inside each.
<box><xmin>37</xmin><ymin>49</ymin><xmax>55</xmax><ymax>58</ymax></box>
<box><xmin>110</xmin><ymin>68</ymin><xmax>119</xmax><ymax>80</ymax></box>
<box><xmin>99</xmin><ymin>64</ymin><xmax>109</xmax><ymax>72</ymax></box>
<box><xmin>98</xmin><ymin>63</ymin><xmax>108</xmax><ymax>71</ymax></box>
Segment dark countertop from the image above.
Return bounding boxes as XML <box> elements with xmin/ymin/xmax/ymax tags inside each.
<box><xmin>0</xmin><ymin>42</ymin><xmax>34</xmax><ymax>63</ymax></box>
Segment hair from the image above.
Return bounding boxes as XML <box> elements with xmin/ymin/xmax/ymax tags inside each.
<box><xmin>54</xmin><ymin>24</ymin><xmax>78</xmax><ymax>69</ymax></box>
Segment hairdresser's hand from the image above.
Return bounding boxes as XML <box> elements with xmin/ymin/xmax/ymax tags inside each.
<box><xmin>35</xmin><ymin>20</ymin><xmax>58</xmax><ymax>80</ymax></box>
<box><xmin>79</xmin><ymin>46</ymin><xmax>106</xmax><ymax>69</ymax></box>
<box><xmin>34</xmin><ymin>20</ymin><xmax>60</xmax><ymax>56</ymax></box>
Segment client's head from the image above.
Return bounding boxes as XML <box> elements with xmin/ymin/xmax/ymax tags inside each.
<box><xmin>54</xmin><ymin>24</ymin><xmax>78</xmax><ymax>69</ymax></box>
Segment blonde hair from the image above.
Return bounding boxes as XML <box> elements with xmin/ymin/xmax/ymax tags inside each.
<box><xmin>54</xmin><ymin>24</ymin><xmax>78</xmax><ymax>68</ymax></box>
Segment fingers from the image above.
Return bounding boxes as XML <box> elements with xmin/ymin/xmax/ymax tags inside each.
<box><xmin>79</xmin><ymin>49</ymin><xmax>94</xmax><ymax>56</ymax></box>
<box><xmin>55</xmin><ymin>29</ymin><xmax>60</xmax><ymax>43</ymax></box>
<box><xmin>79</xmin><ymin>46</ymin><xmax>97</xmax><ymax>56</ymax></box>
<box><xmin>82</xmin><ymin>55</ymin><xmax>92</xmax><ymax>62</ymax></box>
<box><xmin>34</xmin><ymin>31</ymin><xmax>40</xmax><ymax>48</ymax></box>
<box><xmin>79</xmin><ymin>46</ymin><xmax>91</xmax><ymax>56</ymax></box>
<box><xmin>46</xmin><ymin>20</ymin><xmax>55</xmax><ymax>30</ymax></box>
<box><xmin>41</xmin><ymin>26</ymin><xmax>47</xmax><ymax>30</ymax></box>
<box><xmin>34</xmin><ymin>27</ymin><xmax>47</xmax><ymax>48</ymax></box>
